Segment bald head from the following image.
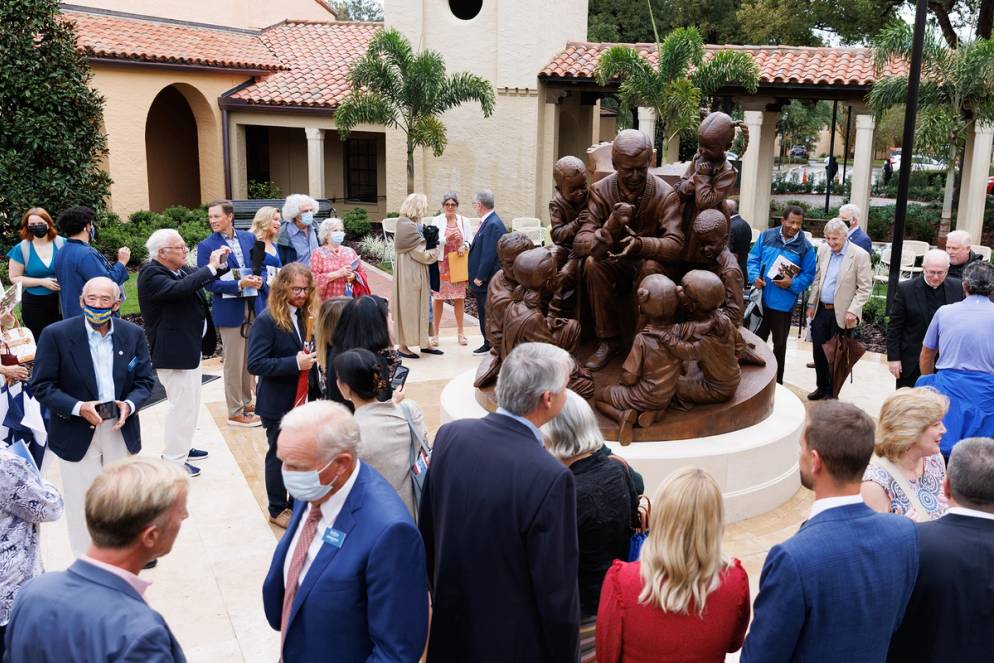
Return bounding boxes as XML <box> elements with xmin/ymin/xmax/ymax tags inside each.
<box><xmin>82</xmin><ymin>276</ymin><xmax>120</xmax><ymax>300</ymax></box>
<box><xmin>612</xmin><ymin>129</ymin><xmax>653</xmax><ymax>162</ymax></box>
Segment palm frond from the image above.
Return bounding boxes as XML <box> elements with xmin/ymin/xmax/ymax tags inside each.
<box><xmin>367</xmin><ymin>28</ymin><xmax>414</xmax><ymax>75</ymax></box>
<box><xmin>335</xmin><ymin>92</ymin><xmax>397</xmax><ymax>138</ymax></box>
<box><xmin>347</xmin><ymin>51</ymin><xmax>403</xmax><ymax>101</ymax></box>
<box><xmin>657</xmin><ymin>27</ymin><xmax>705</xmax><ymax>83</ymax></box>
<box><xmin>657</xmin><ymin>79</ymin><xmax>701</xmax><ymax>141</ymax></box>
<box><xmin>404</xmin><ymin>50</ymin><xmax>447</xmax><ymax>116</ymax></box>
<box><xmin>437</xmin><ymin>72</ymin><xmax>496</xmax><ymax>117</ymax></box>
<box><xmin>409</xmin><ymin>114</ymin><xmax>447</xmax><ymax>156</ymax></box>
<box><xmin>594</xmin><ymin>46</ymin><xmax>655</xmax><ymax>87</ymax></box>
<box><xmin>691</xmin><ymin>50</ymin><xmax>760</xmax><ymax>97</ymax></box>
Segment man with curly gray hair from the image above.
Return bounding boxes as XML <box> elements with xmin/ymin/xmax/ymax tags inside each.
<box><xmin>278</xmin><ymin>193</ymin><xmax>320</xmax><ymax>266</ymax></box>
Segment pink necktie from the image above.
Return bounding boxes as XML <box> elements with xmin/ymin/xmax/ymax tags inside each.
<box><xmin>280</xmin><ymin>505</ymin><xmax>323</xmax><ymax>644</ymax></box>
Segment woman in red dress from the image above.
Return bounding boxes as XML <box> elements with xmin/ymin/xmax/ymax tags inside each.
<box><xmin>312</xmin><ymin>217</ymin><xmax>361</xmax><ymax>300</ymax></box>
<box><xmin>596</xmin><ymin>467</ymin><xmax>750</xmax><ymax>663</ymax></box>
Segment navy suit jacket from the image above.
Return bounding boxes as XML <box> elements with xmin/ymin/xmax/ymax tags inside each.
<box><xmin>4</xmin><ymin>559</ymin><xmax>185</xmax><ymax>662</ymax></box>
<box><xmin>741</xmin><ymin>503</ymin><xmax>918</xmax><ymax>663</ymax></box>
<box><xmin>888</xmin><ymin>513</ymin><xmax>994</xmax><ymax>662</ymax></box>
<box><xmin>849</xmin><ymin>227</ymin><xmax>874</xmax><ymax>255</ymax></box>
<box><xmin>30</xmin><ymin>317</ymin><xmax>155</xmax><ymax>462</ymax></box>
<box><xmin>262</xmin><ymin>462</ymin><xmax>429</xmax><ymax>663</ymax></box>
<box><xmin>468</xmin><ymin>212</ymin><xmax>506</xmax><ymax>293</ymax></box>
<box><xmin>246</xmin><ymin>309</ymin><xmax>315</xmax><ymax>422</ymax></box>
<box><xmin>196</xmin><ymin>230</ymin><xmax>267</xmax><ymax>328</ymax></box>
<box><xmin>418</xmin><ymin>413</ymin><xmax>580</xmax><ymax>663</ymax></box>
<box><xmin>137</xmin><ymin>260</ymin><xmax>218</xmax><ymax>370</ymax></box>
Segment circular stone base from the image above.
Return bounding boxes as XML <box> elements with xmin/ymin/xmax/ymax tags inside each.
<box><xmin>441</xmin><ymin>369</ymin><xmax>804</xmax><ymax>522</ymax></box>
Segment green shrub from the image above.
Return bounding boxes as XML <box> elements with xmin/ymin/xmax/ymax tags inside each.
<box><xmin>385</xmin><ymin>211</ymin><xmax>400</xmax><ymax>218</ymax></box>
<box><xmin>866</xmin><ymin>204</ymin><xmax>941</xmax><ymax>243</ymax></box>
<box><xmin>343</xmin><ymin>207</ymin><xmax>372</xmax><ymax>237</ymax></box>
<box><xmin>93</xmin><ymin>205</ymin><xmax>210</xmax><ymax>266</ymax></box>
<box><xmin>248</xmin><ymin>180</ymin><xmax>282</xmax><ymax>199</ymax></box>
<box><xmin>861</xmin><ymin>296</ymin><xmax>887</xmax><ymax>326</ymax></box>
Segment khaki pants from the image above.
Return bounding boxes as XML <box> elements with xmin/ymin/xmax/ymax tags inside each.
<box><xmin>157</xmin><ymin>366</ymin><xmax>202</xmax><ymax>463</ymax></box>
<box><xmin>219</xmin><ymin>326</ymin><xmax>254</xmax><ymax>417</ymax></box>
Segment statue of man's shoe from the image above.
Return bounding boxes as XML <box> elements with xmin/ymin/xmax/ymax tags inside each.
<box><xmin>584</xmin><ymin>339</ymin><xmax>620</xmax><ymax>371</ymax></box>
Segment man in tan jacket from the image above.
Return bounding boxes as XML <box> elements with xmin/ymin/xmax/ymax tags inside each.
<box><xmin>805</xmin><ymin>217</ymin><xmax>872</xmax><ymax>400</ymax></box>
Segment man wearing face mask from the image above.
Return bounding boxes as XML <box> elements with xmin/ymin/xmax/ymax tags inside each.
<box><xmin>262</xmin><ymin>401</ymin><xmax>428</xmax><ymax>663</ymax></box>
<box><xmin>277</xmin><ymin>194</ymin><xmax>322</xmax><ymax>267</ymax></box>
<box><xmin>30</xmin><ymin>277</ymin><xmax>156</xmax><ymax>558</ymax></box>
<box><xmin>52</xmin><ymin>206</ymin><xmax>130</xmax><ymax>320</ymax></box>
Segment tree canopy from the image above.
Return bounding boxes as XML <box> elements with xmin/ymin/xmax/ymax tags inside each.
<box><xmin>331</xmin><ymin>0</ymin><xmax>383</xmax><ymax>22</ymax></box>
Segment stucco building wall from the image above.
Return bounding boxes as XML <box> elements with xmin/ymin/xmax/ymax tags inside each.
<box><xmin>72</xmin><ymin>0</ymin><xmax>333</xmax><ymax>30</ymax></box>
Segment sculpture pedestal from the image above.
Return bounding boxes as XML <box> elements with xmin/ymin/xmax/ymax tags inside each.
<box><xmin>440</xmin><ymin>369</ymin><xmax>804</xmax><ymax>522</ymax></box>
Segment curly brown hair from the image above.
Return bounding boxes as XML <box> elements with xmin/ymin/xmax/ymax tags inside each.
<box><xmin>268</xmin><ymin>263</ymin><xmax>319</xmax><ymax>336</ymax></box>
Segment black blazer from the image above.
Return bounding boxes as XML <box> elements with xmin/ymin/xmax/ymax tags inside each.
<box><xmin>136</xmin><ymin>260</ymin><xmax>217</xmax><ymax>369</ymax></box>
<box><xmin>468</xmin><ymin>213</ymin><xmax>506</xmax><ymax>293</ymax></box>
<box><xmin>888</xmin><ymin>513</ymin><xmax>994</xmax><ymax>662</ymax></box>
<box><xmin>247</xmin><ymin>309</ymin><xmax>313</xmax><ymax>421</ymax></box>
<box><xmin>418</xmin><ymin>413</ymin><xmax>580</xmax><ymax>663</ymax></box>
<box><xmin>886</xmin><ymin>275</ymin><xmax>964</xmax><ymax>376</ymax></box>
<box><xmin>31</xmin><ymin>317</ymin><xmax>155</xmax><ymax>461</ymax></box>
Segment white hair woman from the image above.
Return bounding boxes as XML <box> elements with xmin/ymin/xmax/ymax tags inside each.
<box><xmin>391</xmin><ymin>193</ymin><xmax>441</xmax><ymax>358</ymax></box>
<box><xmin>278</xmin><ymin>193</ymin><xmax>320</xmax><ymax>266</ymax></box>
<box><xmin>862</xmin><ymin>387</ymin><xmax>950</xmax><ymax>521</ymax></box>
<box><xmin>311</xmin><ymin>217</ymin><xmax>362</xmax><ymax>301</ymax></box>
<box><xmin>595</xmin><ymin>467</ymin><xmax>750</xmax><ymax>662</ymax></box>
<box><xmin>428</xmin><ymin>192</ymin><xmax>472</xmax><ymax>346</ymax></box>
<box><xmin>542</xmin><ymin>389</ymin><xmax>638</xmax><ymax>658</ymax></box>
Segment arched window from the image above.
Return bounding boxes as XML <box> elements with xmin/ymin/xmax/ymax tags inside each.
<box><xmin>448</xmin><ymin>0</ymin><xmax>482</xmax><ymax>21</ymax></box>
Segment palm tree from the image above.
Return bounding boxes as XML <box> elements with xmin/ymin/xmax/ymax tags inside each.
<box><xmin>594</xmin><ymin>3</ymin><xmax>759</xmax><ymax>149</ymax></box>
<box><xmin>336</xmin><ymin>28</ymin><xmax>496</xmax><ymax>194</ymax></box>
<box><xmin>869</xmin><ymin>22</ymin><xmax>994</xmax><ymax>240</ymax></box>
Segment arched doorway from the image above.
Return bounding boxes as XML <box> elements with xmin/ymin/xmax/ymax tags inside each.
<box><xmin>145</xmin><ymin>85</ymin><xmax>201</xmax><ymax>211</ymax></box>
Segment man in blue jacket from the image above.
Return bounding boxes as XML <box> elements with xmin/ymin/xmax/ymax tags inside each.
<box><xmin>746</xmin><ymin>205</ymin><xmax>816</xmax><ymax>384</ymax></box>
<box><xmin>742</xmin><ymin>401</ymin><xmax>918</xmax><ymax>663</ymax></box>
<box><xmin>839</xmin><ymin>203</ymin><xmax>874</xmax><ymax>255</ymax></box>
<box><xmin>468</xmin><ymin>189</ymin><xmax>507</xmax><ymax>355</ymax></box>
<box><xmin>52</xmin><ymin>206</ymin><xmax>130</xmax><ymax>319</ymax></box>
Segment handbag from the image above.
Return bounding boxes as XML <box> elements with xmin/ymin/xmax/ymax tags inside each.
<box><xmin>398</xmin><ymin>401</ymin><xmax>432</xmax><ymax>515</ymax></box>
<box><xmin>1</xmin><ymin>327</ymin><xmax>36</xmax><ymax>364</ymax></box>
<box><xmin>608</xmin><ymin>453</ymin><xmax>651</xmax><ymax>561</ymax></box>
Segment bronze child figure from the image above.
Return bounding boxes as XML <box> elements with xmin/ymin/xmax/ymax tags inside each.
<box><xmin>548</xmin><ymin>156</ymin><xmax>589</xmax><ymax>318</ymax></box>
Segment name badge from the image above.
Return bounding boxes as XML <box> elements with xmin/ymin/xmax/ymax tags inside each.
<box><xmin>323</xmin><ymin>527</ymin><xmax>347</xmax><ymax>548</ymax></box>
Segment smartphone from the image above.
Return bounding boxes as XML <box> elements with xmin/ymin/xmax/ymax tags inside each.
<box><xmin>95</xmin><ymin>401</ymin><xmax>120</xmax><ymax>421</ymax></box>
<box><xmin>391</xmin><ymin>365</ymin><xmax>410</xmax><ymax>390</ymax></box>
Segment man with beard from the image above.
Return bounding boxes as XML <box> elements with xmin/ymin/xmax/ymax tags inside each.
<box><xmin>574</xmin><ymin>130</ymin><xmax>682</xmax><ymax>370</ymax></box>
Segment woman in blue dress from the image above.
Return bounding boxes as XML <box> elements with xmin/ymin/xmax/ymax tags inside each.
<box><xmin>6</xmin><ymin>208</ymin><xmax>64</xmax><ymax>341</ymax></box>
<box><xmin>249</xmin><ymin>206</ymin><xmax>283</xmax><ymax>312</ymax></box>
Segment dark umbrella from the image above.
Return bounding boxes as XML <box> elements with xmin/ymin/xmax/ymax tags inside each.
<box><xmin>822</xmin><ymin>330</ymin><xmax>866</xmax><ymax>398</ymax></box>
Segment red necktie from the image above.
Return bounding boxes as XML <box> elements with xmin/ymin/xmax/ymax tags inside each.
<box><xmin>280</xmin><ymin>505</ymin><xmax>323</xmax><ymax>645</ymax></box>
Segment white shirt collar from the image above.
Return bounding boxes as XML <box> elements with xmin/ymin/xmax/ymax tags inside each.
<box><xmin>80</xmin><ymin>555</ymin><xmax>152</xmax><ymax>599</ymax></box>
<box><xmin>318</xmin><ymin>459</ymin><xmax>361</xmax><ymax>521</ymax></box>
<box><xmin>947</xmin><ymin>506</ymin><xmax>994</xmax><ymax>522</ymax></box>
<box><xmin>481</xmin><ymin>210</ymin><xmax>495</xmax><ymax>224</ymax></box>
<box><xmin>847</xmin><ymin>224</ymin><xmax>858</xmax><ymax>237</ymax></box>
<box><xmin>83</xmin><ymin>317</ymin><xmax>114</xmax><ymax>340</ymax></box>
<box><xmin>808</xmin><ymin>494</ymin><xmax>863</xmax><ymax>521</ymax></box>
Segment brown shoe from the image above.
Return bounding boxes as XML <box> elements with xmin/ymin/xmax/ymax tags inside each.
<box><xmin>269</xmin><ymin>509</ymin><xmax>293</xmax><ymax>529</ymax></box>
<box><xmin>585</xmin><ymin>340</ymin><xmax>620</xmax><ymax>371</ymax></box>
<box><xmin>228</xmin><ymin>413</ymin><xmax>262</xmax><ymax>428</ymax></box>
<box><xmin>806</xmin><ymin>361</ymin><xmax>815</xmax><ymax>369</ymax></box>
<box><xmin>244</xmin><ymin>403</ymin><xmax>255</xmax><ymax>414</ymax></box>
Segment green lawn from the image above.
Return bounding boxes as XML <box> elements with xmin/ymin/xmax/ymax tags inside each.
<box><xmin>121</xmin><ymin>274</ymin><xmax>140</xmax><ymax>316</ymax></box>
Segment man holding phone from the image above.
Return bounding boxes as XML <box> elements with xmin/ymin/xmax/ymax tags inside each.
<box><xmin>31</xmin><ymin>277</ymin><xmax>155</xmax><ymax>558</ymax></box>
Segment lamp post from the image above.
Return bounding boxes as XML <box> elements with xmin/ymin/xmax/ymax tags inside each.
<box><xmin>887</xmin><ymin>0</ymin><xmax>929</xmax><ymax>312</ymax></box>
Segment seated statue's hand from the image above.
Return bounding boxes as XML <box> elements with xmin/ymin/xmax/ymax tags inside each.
<box><xmin>610</xmin><ymin>234</ymin><xmax>641</xmax><ymax>259</ymax></box>
<box><xmin>610</xmin><ymin>202</ymin><xmax>634</xmax><ymax>228</ymax></box>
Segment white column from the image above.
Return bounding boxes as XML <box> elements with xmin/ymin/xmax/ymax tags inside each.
<box><xmin>536</xmin><ymin>100</ymin><xmax>561</xmax><ymax>222</ymax></box>
<box><xmin>666</xmin><ymin>135</ymin><xmax>680</xmax><ymax>163</ymax></box>
<box><xmin>848</xmin><ymin>113</ymin><xmax>876</xmax><ymax>230</ymax></box>
<box><xmin>637</xmin><ymin>107</ymin><xmax>656</xmax><ymax>148</ymax></box>
<box><xmin>305</xmin><ymin>127</ymin><xmax>326</xmax><ymax>199</ymax></box>
<box><xmin>591</xmin><ymin>99</ymin><xmax>602</xmax><ymax>146</ymax></box>
<box><xmin>956</xmin><ymin>122</ymin><xmax>994</xmax><ymax>241</ymax></box>
<box><xmin>739</xmin><ymin>109</ymin><xmax>778</xmax><ymax>230</ymax></box>
<box><xmin>230</xmin><ymin>122</ymin><xmax>248</xmax><ymax>199</ymax></box>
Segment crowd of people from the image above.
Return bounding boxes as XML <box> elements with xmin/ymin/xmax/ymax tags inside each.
<box><xmin>1</xmin><ymin>190</ymin><xmax>993</xmax><ymax>663</ymax></box>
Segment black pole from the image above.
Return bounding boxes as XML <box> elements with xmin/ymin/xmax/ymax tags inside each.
<box><xmin>887</xmin><ymin>0</ymin><xmax>928</xmax><ymax>312</ymax></box>
<box><xmin>825</xmin><ymin>100</ymin><xmax>838</xmax><ymax>212</ymax></box>
<box><xmin>841</xmin><ymin>107</ymin><xmax>852</xmax><ymax>187</ymax></box>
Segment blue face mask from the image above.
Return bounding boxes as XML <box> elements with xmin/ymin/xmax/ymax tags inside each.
<box><xmin>83</xmin><ymin>304</ymin><xmax>113</xmax><ymax>326</ymax></box>
<box><xmin>88</xmin><ymin>224</ymin><xmax>96</xmax><ymax>241</ymax></box>
<box><xmin>300</xmin><ymin>212</ymin><xmax>315</xmax><ymax>226</ymax></box>
<box><xmin>330</xmin><ymin>231</ymin><xmax>346</xmax><ymax>245</ymax></box>
<box><xmin>281</xmin><ymin>460</ymin><xmax>338</xmax><ymax>502</ymax></box>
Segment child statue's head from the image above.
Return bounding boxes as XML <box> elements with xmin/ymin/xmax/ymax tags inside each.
<box><xmin>497</xmin><ymin>232</ymin><xmax>538</xmax><ymax>278</ymax></box>
<box><xmin>512</xmin><ymin>247</ymin><xmax>559</xmax><ymax>294</ymax></box>
<box><xmin>692</xmin><ymin>209</ymin><xmax>730</xmax><ymax>262</ymax></box>
<box><xmin>678</xmin><ymin>270</ymin><xmax>726</xmax><ymax>316</ymax></box>
<box><xmin>553</xmin><ymin>156</ymin><xmax>588</xmax><ymax>207</ymax></box>
<box><xmin>636</xmin><ymin>273</ymin><xmax>679</xmax><ymax>321</ymax></box>
<box><xmin>697</xmin><ymin>112</ymin><xmax>737</xmax><ymax>164</ymax></box>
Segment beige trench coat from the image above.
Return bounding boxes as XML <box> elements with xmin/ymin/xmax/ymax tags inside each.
<box><xmin>391</xmin><ymin>217</ymin><xmax>439</xmax><ymax>348</ymax></box>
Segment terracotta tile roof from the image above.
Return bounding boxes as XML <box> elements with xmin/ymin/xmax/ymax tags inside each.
<box><xmin>541</xmin><ymin>42</ymin><xmax>908</xmax><ymax>87</ymax></box>
<box><xmin>228</xmin><ymin>21</ymin><xmax>382</xmax><ymax>108</ymax></box>
<box><xmin>64</xmin><ymin>8</ymin><xmax>284</xmax><ymax>72</ymax></box>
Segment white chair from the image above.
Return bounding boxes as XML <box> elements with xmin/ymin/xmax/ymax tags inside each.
<box><xmin>380</xmin><ymin>217</ymin><xmax>398</xmax><ymax>270</ymax></box>
<box><xmin>874</xmin><ymin>245</ymin><xmax>916</xmax><ymax>286</ymax></box>
<box><xmin>466</xmin><ymin>217</ymin><xmax>482</xmax><ymax>237</ymax></box>
<box><xmin>803</xmin><ymin>230</ymin><xmax>814</xmax><ymax>242</ymax></box>
<box><xmin>751</xmin><ymin>228</ymin><xmax>760</xmax><ymax>244</ymax></box>
<box><xmin>511</xmin><ymin>217</ymin><xmax>542</xmax><ymax>231</ymax></box>
<box><xmin>972</xmin><ymin>244</ymin><xmax>992</xmax><ymax>261</ymax></box>
<box><xmin>518</xmin><ymin>226</ymin><xmax>545</xmax><ymax>246</ymax></box>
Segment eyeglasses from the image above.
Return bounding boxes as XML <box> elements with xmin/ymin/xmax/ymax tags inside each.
<box><xmin>443</xmin><ymin>202</ymin><xmax>458</xmax><ymax>207</ymax></box>
<box><xmin>164</xmin><ymin>245</ymin><xmax>189</xmax><ymax>252</ymax></box>
<box><xmin>290</xmin><ymin>286</ymin><xmax>314</xmax><ymax>294</ymax></box>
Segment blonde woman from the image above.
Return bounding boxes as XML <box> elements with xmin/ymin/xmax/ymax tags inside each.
<box><xmin>249</xmin><ymin>206</ymin><xmax>283</xmax><ymax>305</ymax></box>
<box><xmin>862</xmin><ymin>387</ymin><xmax>949</xmax><ymax>521</ymax></box>
<box><xmin>391</xmin><ymin>193</ymin><xmax>441</xmax><ymax>358</ymax></box>
<box><xmin>596</xmin><ymin>468</ymin><xmax>750</xmax><ymax>663</ymax></box>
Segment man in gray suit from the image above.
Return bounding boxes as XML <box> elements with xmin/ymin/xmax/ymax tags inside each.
<box><xmin>5</xmin><ymin>457</ymin><xmax>189</xmax><ymax>662</ymax></box>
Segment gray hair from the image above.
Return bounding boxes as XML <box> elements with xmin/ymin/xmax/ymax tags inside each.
<box><xmin>541</xmin><ymin>390</ymin><xmax>604</xmax><ymax>460</ymax></box>
<box><xmin>441</xmin><ymin>191</ymin><xmax>459</xmax><ymax>205</ymax></box>
<box><xmin>922</xmin><ymin>248</ymin><xmax>950</xmax><ymax>269</ymax></box>
<box><xmin>496</xmin><ymin>342</ymin><xmax>570</xmax><ymax>416</ymax></box>
<box><xmin>838</xmin><ymin>203</ymin><xmax>861</xmax><ymax>225</ymax></box>
<box><xmin>280</xmin><ymin>401</ymin><xmax>363</xmax><ymax>461</ymax></box>
<box><xmin>399</xmin><ymin>193</ymin><xmax>429</xmax><ymax>221</ymax></box>
<box><xmin>82</xmin><ymin>276</ymin><xmax>123</xmax><ymax>301</ymax></box>
<box><xmin>474</xmin><ymin>189</ymin><xmax>495</xmax><ymax>211</ymax></box>
<box><xmin>963</xmin><ymin>260</ymin><xmax>994</xmax><ymax>296</ymax></box>
<box><xmin>823</xmin><ymin>218</ymin><xmax>848</xmax><ymax>237</ymax></box>
<box><xmin>282</xmin><ymin>193</ymin><xmax>320</xmax><ymax>222</ymax></box>
<box><xmin>318</xmin><ymin>217</ymin><xmax>345</xmax><ymax>245</ymax></box>
<box><xmin>946</xmin><ymin>229</ymin><xmax>973</xmax><ymax>245</ymax></box>
<box><xmin>948</xmin><ymin>437</ymin><xmax>994</xmax><ymax>512</ymax></box>
<box><xmin>145</xmin><ymin>228</ymin><xmax>181</xmax><ymax>259</ymax></box>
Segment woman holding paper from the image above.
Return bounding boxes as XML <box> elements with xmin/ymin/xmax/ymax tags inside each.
<box><xmin>311</xmin><ymin>217</ymin><xmax>362</xmax><ymax>300</ymax></box>
<box><xmin>429</xmin><ymin>192</ymin><xmax>472</xmax><ymax>346</ymax></box>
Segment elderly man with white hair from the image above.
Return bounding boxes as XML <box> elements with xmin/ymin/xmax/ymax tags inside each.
<box><xmin>278</xmin><ymin>193</ymin><xmax>321</xmax><ymax>266</ymax></box>
<box><xmin>838</xmin><ymin>203</ymin><xmax>873</xmax><ymax>254</ymax></box>
<box><xmin>805</xmin><ymin>218</ymin><xmax>872</xmax><ymax>399</ymax></box>
<box><xmin>30</xmin><ymin>277</ymin><xmax>156</xmax><ymax>557</ymax></box>
<box><xmin>137</xmin><ymin>229</ymin><xmax>231</xmax><ymax>477</ymax></box>
<box><xmin>944</xmin><ymin>229</ymin><xmax>983</xmax><ymax>280</ymax></box>
<box><xmin>886</xmin><ymin>248</ymin><xmax>965</xmax><ymax>388</ymax></box>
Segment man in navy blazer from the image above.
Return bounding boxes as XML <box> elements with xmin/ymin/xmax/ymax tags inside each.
<box><xmin>419</xmin><ymin>342</ymin><xmax>580</xmax><ymax>663</ymax></box>
<box><xmin>5</xmin><ymin>457</ymin><xmax>189</xmax><ymax>662</ymax></box>
<box><xmin>197</xmin><ymin>200</ymin><xmax>265</xmax><ymax>428</ymax></box>
<box><xmin>888</xmin><ymin>437</ymin><xmax>994</xmax><ymax>662</ymax></box>
<box><xmin>31</xmin><ymin>277</ymin><xmax>155</xmax><ymax>557</ymax></box>
<box><xmin>742</xmin><ymin>400</ymin><xmax>918</xmax><ymax>663</ymax></box>
<box><xmin>468</xmin><ymin>189</ymin><xmax>507</xmax><ymax>355</ymax></box>
<box><xmin>839</xmin><ymin>203</ymin><xmax>874</xmax><ymax>255</ymax></box>
<box><xmin>262</xmin><ymin>401</ymin><xmax>428</xmax><ymax>663</ymax></box>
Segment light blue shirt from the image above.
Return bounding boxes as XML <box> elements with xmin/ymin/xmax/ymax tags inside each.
<box><xmin>287</xmin><ymin>222</ymin><xmax>319</xmax><ymax>267</ymax></box>
<box><xmin>820</xmin><ymin>241</ymin><xmax>848</xmax><ymax>305</ymax></box>
<box><xmin>923</xmin><ymin>295</ymin><xmax>994</xmax><ymax>373</ymax></box>
<box><xmin>71</xmin><ymin>319</ymin><xmax>135</xmax><ymax>417</ymax></box>
<box><xmin>495</xmin><ymin>407</ymin><xmax>544</xmax><ymax>445</ymax></box>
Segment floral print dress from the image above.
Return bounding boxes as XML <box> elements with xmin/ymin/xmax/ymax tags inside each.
<box><xmin>862</xmin><ymin>452</ymin><xmax>949</xmax><ymax>521</ymax></box>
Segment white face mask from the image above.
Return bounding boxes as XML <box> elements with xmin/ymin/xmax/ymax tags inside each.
<box><xmin>281</xmin><ymin>459</ymin><xmax>338</xmax><ymax>502</ymax></box>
